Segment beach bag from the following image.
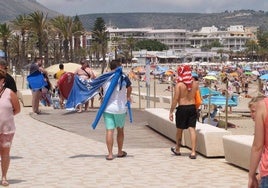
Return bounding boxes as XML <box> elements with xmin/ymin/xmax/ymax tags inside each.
<box><xmin>195</xmin><ymin>90</ymin><xmax>202</xmax><ymax>109</ymax></box>
<box><xmin>27</xmin><ymin>71</ymin><xmax>47</xmax><ymax>91</ymax></box>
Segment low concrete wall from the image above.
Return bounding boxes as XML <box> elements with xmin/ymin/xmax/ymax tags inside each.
<box><xmin>18</xmin><ymin>89</ymin><xmax>32</xmax><ymax>107</ymax></box>
<box><xmin>145</xmin><ymin>108</ymin><xmax>231</xmax><ymax>157</ymax></box>
<box><xmin>223</xmin><ymin>135</ymin><xmax>253</xmax><ymax>170</ymax></box>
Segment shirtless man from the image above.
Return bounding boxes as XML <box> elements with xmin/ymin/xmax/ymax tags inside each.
<box><xmin>169</xmin><ymin>65</ymin><xmax>199</xmax><ymax>159</ymax></box>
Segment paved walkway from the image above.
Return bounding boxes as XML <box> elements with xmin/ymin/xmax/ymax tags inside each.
<box><xmin>8</xmin><ymin>101</ymin><xmax>249</xmax><ymax>188</ymax></box>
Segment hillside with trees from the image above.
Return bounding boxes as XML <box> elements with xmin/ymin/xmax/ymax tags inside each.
<box><xmin>0</xmin><ymin>0</ymin><xmax>60</xmax><ymax>22</ymax></box>
<box><xmin>78</xmin><ymin>10</ymin><xmax>268</xmax><ymax>31</ymax></box>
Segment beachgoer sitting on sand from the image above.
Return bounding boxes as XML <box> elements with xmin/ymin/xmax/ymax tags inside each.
<box><xmin>202</xmin><ymin>104</ymin><xmax>218</xmax><ymax>125</ymax></box>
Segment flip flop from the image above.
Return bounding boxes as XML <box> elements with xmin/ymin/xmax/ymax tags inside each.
<box><xmin>189</xmin><ymin>154</ymin><xmax>197</xmax><ymax>159</ymax></box>
<box><xmin>117</xmin><ymin>151</ymin><xmax>127</xmax><ymax>158</ymax></box>
<box><xmin>171</xmin><ymin>147</ymin><xmax>181</xmax><ymax>156</ymax></box>
<box><xmin>1</xmin><ymin>180</ymin><xmax>9</xmax><ymax>186</ymax></box>
<box><xmin>106</xmin><ymin>156</ymin><xmax>114</xmax><ymax>160</ymax></box>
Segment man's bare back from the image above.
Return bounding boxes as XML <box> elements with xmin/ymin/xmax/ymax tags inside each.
<box><xmin>174</xmin><ymin>81</ymin><xmax>199</xmax><ymax>106</ymax></box>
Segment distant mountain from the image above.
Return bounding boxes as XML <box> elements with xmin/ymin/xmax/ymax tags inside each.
<box><xmin>1</xmin><ymin>1</ymin><xmax>268</xmax><ymax>33</ymax></box>
<box><xmin>78</xmin><ymin>10</ymin><xmax>268</xmax><ymax>31</ymax></box>
<box><xmin>0</xmin><ymin>0</ymin><xmax>60</xmax><ymax>23</ymax></box>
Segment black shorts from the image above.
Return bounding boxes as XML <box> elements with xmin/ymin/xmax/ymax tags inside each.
<box><xmin>175</xmin><ymin>104</ymin><xmax>197</xmax><ymax>129</ymax></box>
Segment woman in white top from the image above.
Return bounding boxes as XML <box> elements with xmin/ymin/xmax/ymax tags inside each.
<box><xmin>0</xmin><ymin>69</ymin><xmax>20</xmax><ymax>186</ymax></box>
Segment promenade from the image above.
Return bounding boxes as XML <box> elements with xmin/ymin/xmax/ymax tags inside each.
<box><xmin>7</xmin><ymin>98</ymin><xmax>249</xmax><ymax>188</ymax></box>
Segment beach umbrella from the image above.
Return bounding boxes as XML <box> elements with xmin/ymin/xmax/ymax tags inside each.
<box><xmin>192</xmin><ymin>72</ymin><xmax>198</xmax><ymax>77</ymax></box>
<box><xmin>207</xmin><ymin>71</ymin><xmax>218</xmax><ymax>76</ymax></box>
<box><xmin>229</xmin><ymin>72</ymin><xmax>238</xmax><ymax>77</ymax></box>
<box><xmin>46</xmin><ymin>62</ymin><xmax>81</xmax><ymax>77</ymax></box>
<box><xmin>203</xmin><ymin>75</ymin><xmax>217</xmax><ymax>81</ymax></box>
<box><xmin>260</xmin><ymin>73</ymin><xmax>268</xmax><ymax>80</ymax></box>
<box><xmin>244</xmin><ymin>71</ymin><xmax>252</xmax><ymax>76</ymax></box>
<box><xmin>243</xmin><ymin>66</ymin><xmax>251</xmax><ymax>71</ymax></box>
<box><xmin>133</xmin><ymin>66</ymin><xmax>145</xmax><ymax>75</ymax></box>
<box><xmin>251</xmin><ymin>70</ymin><xmax>260</xmax><ymax>76</ymax></box>
<box><xmin>165</xmin><ymin>70</ymin><xmax>175</xmax><ymax>76</ymax></box>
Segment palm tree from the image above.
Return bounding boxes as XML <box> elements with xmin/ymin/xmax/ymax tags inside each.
<box><xmin>73</xmin><ymin>15</ymin><xmax>84</xmax><ymax>62</ymax></box>
<box><xmin>11</xmin><ymin>14</ymin><xmax>29</xmax><ymax>67</ymax></box>
<box><xmin>27</xmin><ymin>11</ymin><xmax>48</xmax><ymax>59</ymax></box>
<box><xmin>126</xmin><ymin>37</ymin><xmax>136</xmax><ymax>66</ymax></box>
<box><xmin>0</xmin><ymin>23</ymin><xmax>12</xmax><ymax>61</ymax></box>
<box><xmin>8</xmin><ymin>35</ymin><xmax>20</xmax><ymax>69</ymax></box>
<box><xmin>245</xmin><ymin>39</ymin><xmax>258</xmax><ymax>61</ymax></box>
<box><xmin>92</xmin><ymin>17</ymin><xmax>108</xmax><ymax>73</ymax></box>
<box><xmin>50</xmin><ymin>15</ymin><xmax>73</xmax><ymax>62</ymax></box>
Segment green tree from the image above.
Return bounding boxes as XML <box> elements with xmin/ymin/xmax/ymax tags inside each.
<box><xmin>126</xmin><ymin>37</ymin><xmax>136</xmax><ymax>65</ymax></box>
<box><xmin>135</xmin><ymin>39</ymin><xmax>168</xmax><ymax>51</ymax></box>
<box><xmin>50</xmin><ymin>15</ymin><xmax>73</xmax><ymax>62</ymax></box>
<box><xmin>257</xmin><ymin>30</ymin><xmax>268</xmax><ymax>49</ymax></box>
<box><xmin>245</xmin><ymin>40</ymin><xmax>259</xmax><ymax>61</ymax></box>
<box><xmin>201</xmin><ymin>40</ymin><xmax>223</xmax><ymax>51</ymax></box>
<box><xmin>11</xmin><ymin>14</ymin><xmax>29</xmax><ymax>67</ymax></box>
<box><xmin>72</xmin><ymin>15</ymin><xmax>84</xmax><ymax>62</ymax></box>
<box><xmin>0</xmin><ymin>23</ymin><xmax>12</xmax><ymax>61</ymax></box>
<box><xmin>92</xmin><ymin>17</ymin><xmax>108</xmax><ymax>73</ymax></box>
<box><xmin>27</xmin><ymin>11</ymin><xmax>48</xmax><ymax>60</ymax></box>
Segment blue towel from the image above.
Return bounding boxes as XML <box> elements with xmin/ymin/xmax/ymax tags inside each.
<box><xmin>91</xmin><ymin>67</ymin><xmax>123</xmax><ymax>129</ymax></box>
<box><xmin>65</xmin><ymin>69</ymin><xmax>115</xmax><ymax>110</ymax></box>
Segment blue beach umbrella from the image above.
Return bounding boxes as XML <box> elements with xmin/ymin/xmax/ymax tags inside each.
<box><xmin>192</xmin><ymin>72</ymin><xmax>198</xmax><ymax>77</ymax></box>
<box><xmin>207</xmin><ymin>71</ymin><xmax>218</xmax><ymax>76</ymax></box>
<box><xmin>260</xmin><ymin>73</ymin><xmax>268</xmax><ymax>80</ymax></box>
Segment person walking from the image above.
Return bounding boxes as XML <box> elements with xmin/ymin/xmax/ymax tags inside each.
<box><xmin>54</xmin><ymin>63</ymin><xmax>66</xmax><ymax>109</ymax></box>
<box><xmin>29</xmin><ymin>57</ymin><xmax>47</xmax><ymax>114</ymax></box>
<box><xmin>0</xmin><ymin>69</ymin><xmax>21</xmax><ymax>186</ymax></box>
<box><xmin>102</xmin><ymin>60</ymin><xmax>132</xmax><ymax>160</ymax></box>
<box><xmin>169</xmin><ymin>65</ymin><xmax>199</xmax><ymax>159</ymax></box>
<box><xmin>74</xmin><ymin>60</ymin><xmax>96</xmax><ymax>112</ymax></box>
<box><xmin>248</xmin><ymin>96</ymin><xmax>268</xmax><ymax>188</ymax></box>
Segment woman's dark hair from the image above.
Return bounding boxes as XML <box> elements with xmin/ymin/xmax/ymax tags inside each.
<box><xmin>0</xmin><ymin>68</ymin><xmax>6</xmax><ymax>79</ymax></box>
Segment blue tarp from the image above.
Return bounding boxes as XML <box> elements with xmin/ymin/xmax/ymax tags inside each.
<box><xmin>199</xmin><ymin>87</ymin><xmax>221</xmax><ymax>97</ymax></box>
<box><xmin>202</xmin><ymin>95</ymin><xmax>238</xmax><ymax>106</ymax></box>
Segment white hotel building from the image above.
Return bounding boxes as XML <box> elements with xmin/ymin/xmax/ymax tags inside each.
<box><xmin>106</xmin><ymin>25</ymin><xmax>257</xmax><ymax>52</ymax></box>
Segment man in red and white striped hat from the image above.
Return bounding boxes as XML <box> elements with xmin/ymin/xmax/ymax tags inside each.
<box><xmin>169</xmin><ymin>65</ymin><xmax>199</xmax><ymax>159</ymax></box>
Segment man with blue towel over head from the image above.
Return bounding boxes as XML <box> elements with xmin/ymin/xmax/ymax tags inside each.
<box><xmin>103</xmin><ymin>60</ymin><xmax>132</xmax><ymax>160</ymax></box>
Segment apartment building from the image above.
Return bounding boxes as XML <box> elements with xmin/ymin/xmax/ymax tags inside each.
<box><xmin>105</xmin><ymin>25</ymin><xmax>256</xmax><ymax>52</ymax></box>
<box><xmin>188</xmin><ymin>25</ymin><xmax>256</xmax><ymax>51</ymax></box>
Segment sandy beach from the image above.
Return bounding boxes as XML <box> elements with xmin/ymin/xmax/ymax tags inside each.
<box><xmin>14</xmin><ymin>66</ymin><xmax>257</xmax><ymax>136</ymax></box>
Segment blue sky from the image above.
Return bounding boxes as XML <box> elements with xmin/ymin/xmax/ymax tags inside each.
<box><xmin>37</xmin><ymin>0</ymin><xmax>268</xmax><ymax>16</ymax></box>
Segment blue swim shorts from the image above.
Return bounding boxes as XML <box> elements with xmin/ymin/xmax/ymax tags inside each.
<box><xmin>103</xmin><ymin>112</ymin><xmax>126</xmax><ymax>130</ymax></box>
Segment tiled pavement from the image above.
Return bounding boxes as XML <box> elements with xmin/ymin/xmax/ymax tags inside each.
<box><xmin>7</xmin><ymin>101</ymin><xmax>249</xmax><ymax>188</ymax></box>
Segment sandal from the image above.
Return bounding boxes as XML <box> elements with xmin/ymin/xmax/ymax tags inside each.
<box><xmin>105</xmin><ymin>156</ymin><xmax>114</xmax><ymax>160</ymax></box>
<box><xmin>117</xmin><ymin>151</ymin><xmax>127</xmax><ymax>158</ymax></box>
<box><xmin>171</xmin><ymin>147</ymin><xmax>181</xmax><ymax>156</ymax></box>
<box><xmin>1</xmin><ymin>180</ymin><xmax>9</xmax><ymax>186</ymax></box>
<box><xmin>189</xmin><ymin>154</ymin><xmax>197</xmax><ymax>159</ymax></box>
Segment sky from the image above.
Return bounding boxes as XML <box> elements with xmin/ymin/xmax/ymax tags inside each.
<box><xmin>37</xmin><ymin>0</ymin><xmax>268</xmax><ymax>16</ymax></box>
